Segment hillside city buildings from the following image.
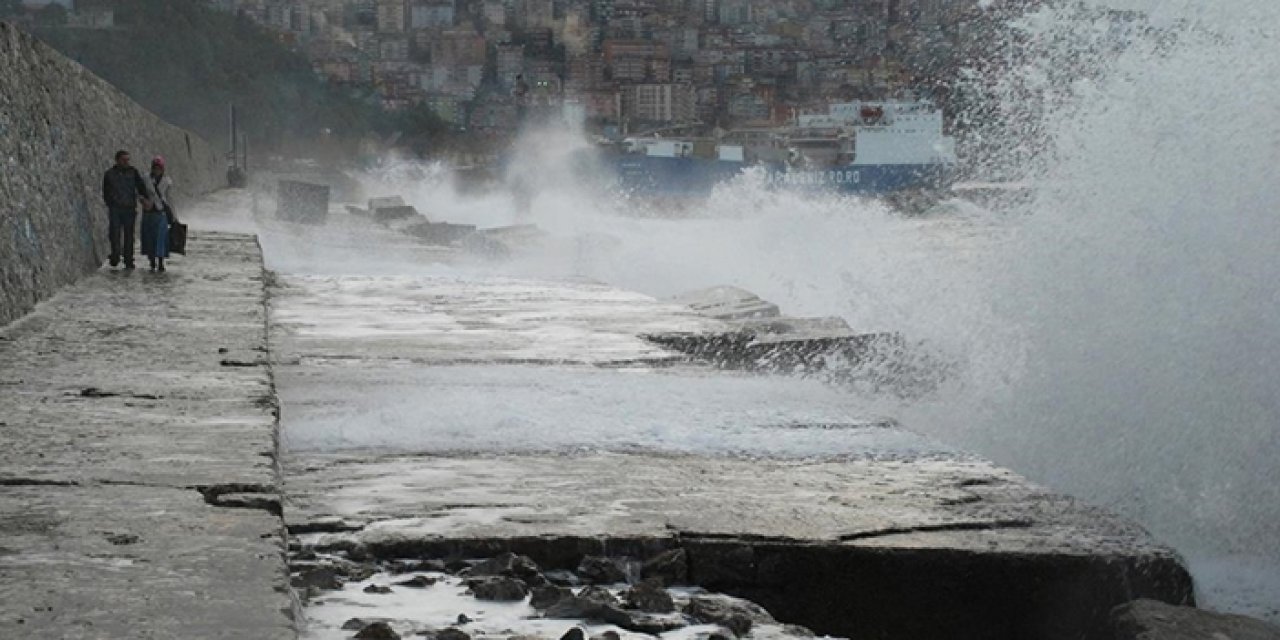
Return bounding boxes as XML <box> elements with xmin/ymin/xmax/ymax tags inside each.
<box><xmin>17</xmin><ymin>0</ymin><xmax>1038</xmax><ymax>137</ymax></box>
<box><xmin>205</xmin><ymin>0</ymin><xmax>1025</xmax><ymax>136</ymax></box>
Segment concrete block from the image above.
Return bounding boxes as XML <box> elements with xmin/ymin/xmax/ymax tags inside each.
<box><xmin>277</xmin><ymin>180</ymin><xmax>330</xmax><ymax>224</ymax></box>
<box><xmin>373</xmin><ymin>205</ymin><xmax>418</xmax><ymax>224</ymax></box>
<box><xmin>668</xmin><ymin>286</ymin><xmax>781</xmax><ymax>321</ymax></box>
<box><xmin>368</xmin><ymin>196</ymin><xmax>406</xmax><ymax>211</ymax></box>
<box><xmin>403</xmin><ymin>221</ymin><xmax>478</xmax><ymax>245</ymax></box>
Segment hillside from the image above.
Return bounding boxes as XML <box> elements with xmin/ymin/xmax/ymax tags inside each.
<box><xmin>8</xmin><ymin>0</ymin><xmax>446</xmax><ymax>155</ymax></box>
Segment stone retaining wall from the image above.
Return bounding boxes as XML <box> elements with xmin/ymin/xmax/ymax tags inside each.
<box><xmin>0</xmin><ymin>22</ymin><xmax>224</xmax><ymax>325</ymax></box>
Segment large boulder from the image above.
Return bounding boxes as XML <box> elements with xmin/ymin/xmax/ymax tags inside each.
<box><xmin>531</xmin><ymin>585</ymin><xmax>574</xmax><ymax>610</ymax></box>
<box><xmin>1111</xmin><ymin>600</ymin><xmax>1280</xmax><ymax>640</ymax></box>
<box><xmin>685</xmin><ymin>594</ymin><xmax>776</xmax><ymax>637</ymax></box>
<box><xmin>542</xmin><ymin>586</ymin><xmax>619</xmax><ymax>618</ymax></box>
<box><xmin>622</xmin><ymin>579</ymin><xmax>675</xmax><ymax>613</ymax></box>
<box><xmin>598</xmin><ymin>606</ymin><xmax>686</xmax><ymax>634</ymax></box>
<box><xmin>469</xmin><ymin>552</ymin><xmax>543</xmax><ymax>583</ymax></box>
<box><xmin>355</xmin><ymin>621</ymin><xmax>401</xmax><ymax>640</ymax></box>
<box><xmin>465</xmin><ymin>576</ymin><xmax>529</xmax><ymax>601</ymax></box>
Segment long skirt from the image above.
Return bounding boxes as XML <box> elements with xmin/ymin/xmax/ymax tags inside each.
<box><xmin>140</xmin><ymin>210</ymin><xmax>170</xmax><ymax>259</ymax></box>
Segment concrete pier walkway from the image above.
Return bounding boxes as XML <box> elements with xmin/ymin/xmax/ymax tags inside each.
<box><xmin>0</xmin><ymin>232</ymin><xmax>294</xmax><ymax>639</ymax></box>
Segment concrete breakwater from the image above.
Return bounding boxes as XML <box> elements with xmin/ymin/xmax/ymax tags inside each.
<box><xmin>0</xmin><ymin>22</ymin><xmax>223</xmax><ymax>325</ymax></box>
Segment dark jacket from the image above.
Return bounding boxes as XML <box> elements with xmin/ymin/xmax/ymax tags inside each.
<box><xmin>102</xmin><ymin>165</ymin><xmax>148</xmax><ymax>210</ymax></box>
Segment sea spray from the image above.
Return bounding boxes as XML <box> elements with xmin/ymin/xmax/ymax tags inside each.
<box><xmin>240</xmin><ymin>0</ymin><xmax>1279</xmax><ymax>618</ymax></box>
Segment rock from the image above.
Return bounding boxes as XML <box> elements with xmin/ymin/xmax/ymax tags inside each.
<box><xmin>1111</xmin><ymin>599</ymin><xmax>1280</xmax><ymax>640</ymax></box>
<box><xmin>471</xmin><ymin>552</ymin><xmax>543</xmax><ymax>583</ymax></box>
<box><xmin>780</xmin><ymin>624</ymin><xmax>815</xmax><ymax>637</ymax></box>
<box><xmin>543</xmin><ymin>586</ymin><xmax>619</xmax><ymax>618</ymax></box>
<box><xmin>543</xmin><ymin>570</ymin><xmax>582</xmax><ymax>587</ymax></box>
<box><xmin>641</xmin><ymin>549</ymin><xmax>688</xmax><ymax>586</ymax></box>
<box><xmin>355</xmin><ymin>621</ymin><xmax>401</xmax><ymax>640</ymax></box>
<box><xmin>291</xmin><ymin>566</ymin><xmax>342</xmax><ymax>590</ymax></box>
<box><xmin>456</xmin><ymin>614</ymin><xmax>473</xmax><ymax>625</ymax></box>
<box><xmin>395</xmin><ymin>575</ymin><xmax>438</xmax><ymax>588</ymax></box>
<box><xmin>593</xmin><ymin>631</ymin><xmax>621</xmax><ymax>640</ymax></box>
<box><xmin>559</xmin><ymin>626</ymin><xmax>587</xmax><ymax>640</ymax></box>
<box><xmin>437</xmin><ymin>627</ymin><xmax>472</xmax><ymax>640</ymax></box>
<box><xmin>600</xmin><ymin>606</ymin><xmax>687</xmax><ymax>634</ymax></box>
<box><xmin>685</xmin><ymin>595</ymin><xmax>775</xmax><ymax>637</ymax></box>
<box><xmin>336</xmin><ymin>562</ymin><xmax>379</xmax><ymax>583</ymax></box>
<box><xmin>342</xmin><ymin>618</ymin><xmax>370</xmax><ymax>630</ymax></box>
<box><xmin>622</xmin><ymin>579</ymin><xmax>675</xmax><ymax>613</ymax></box>
<box><xmin>466</xmin><ymin>576</ymin><xmax>529</xmax><ymax>601</ymax></box>
<box><xmin>363</xmin><ymin>584</ymin><xmax>393</xmax><ymax>594</ymax></box>
<box><xmin>389</xmin><ymin>559</ymin><xmax>448</xmax><ymax>575</ymax></box>
<box><xmin>530</xmin><ymin>585</ymin><xmax>573</xmax><ymax>610</ymax></box>
<box><xmin>577</xmin><ymin>556</ymin><xmax>629</xmax><ymax>585</ymax></box>
<box><xmin>724</xmin><ymin>615</ymin><xmax>753</xmax><ymax>637</ymax></box>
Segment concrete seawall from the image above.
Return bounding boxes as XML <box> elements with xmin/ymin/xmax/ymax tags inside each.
<box><xmin>0</xmin><ymin>22</ymin><xmax>224</xmax><ymax>325</ymax></box>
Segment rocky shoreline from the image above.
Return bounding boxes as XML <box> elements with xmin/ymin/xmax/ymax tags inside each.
<box><xmin>292</xmin><ymin>549</ymin><xmax>825</xmax><ymax>640</ymax></box>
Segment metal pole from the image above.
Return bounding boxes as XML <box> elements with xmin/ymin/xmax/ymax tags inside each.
<box><xmin>230</xmin><ymin>105</ymin><xmax>238</xmax><ymax>165</ymax></box>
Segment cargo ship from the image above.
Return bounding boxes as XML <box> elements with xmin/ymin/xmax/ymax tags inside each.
<box><xmin>610</xmin><ymin>100</ymin><xmax>957</xmax><ymax>197</ymax></box>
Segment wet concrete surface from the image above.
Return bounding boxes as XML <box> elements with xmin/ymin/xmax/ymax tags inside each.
<box><xmin>0</xmin><ymin>205</ymin><xmax>1203</xmax><ymax>639</ymax></box>
<box><xmin>272</xmin><ymin>274</ymin><xmax>725</xmax><ymax>366</ymax></box>
<box><xmin>286</xmin><ymin>452</ymin><xmax>1177</xmax><ymax>556</ymax></box>
<box><xmin>274</xmin><ymin>271</ymin><xmax>1195</xmax><ymax>640</ymax></box>
<box><xmin>0</xmin><ymin>232</ymin><xmax>293</xmax><ymax>638</ymax></box>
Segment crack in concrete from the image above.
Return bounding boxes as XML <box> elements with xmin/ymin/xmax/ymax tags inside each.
<box><xmin>72</xmin><ymin>387</ymin><xmax>162</xmax><ymax>400</ymax></box>
<box><xmin>220</xmin><ymin>359</ymin><xmax>267</xmax><ymax>367</ymax></box>
<box><xmin>287</xmin><ymin>520</ymin><xmax>366</xmax><ymax>535</ymax></box>
<box><xmin>195</xmin><ymin>483</ymin><xmax>284</xmax><ymax>516</ymax></box>
<box><xmin>837</xmin><ymin>518</ymin><xmax>1035</xmax><ymax>542</ymax></box>
<box><xmin>0</xmin><ymin>477</ymin><xmax>79</xmax><ymax>487</ymax></box>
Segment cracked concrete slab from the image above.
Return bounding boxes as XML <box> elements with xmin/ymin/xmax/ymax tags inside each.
<box><xmin>0</xmin><ymin>231</ymin><xmax>293</xmax><ymax>638</ymax></box>
<box><xmin>284</xmin><ymin>452</ymin><xmax>1179</xmax><ymax>557</ymax></box>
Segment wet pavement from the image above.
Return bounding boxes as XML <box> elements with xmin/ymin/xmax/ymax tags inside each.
<box><xmin>0</xmin><ymin>232</ymin><xmax>293</xmax><ymax>639</ymax></box>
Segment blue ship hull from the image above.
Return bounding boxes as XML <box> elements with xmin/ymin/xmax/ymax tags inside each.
<box><xmin>613</xmin><ymin>154</ymin><xmax>951</xmax><ymax>197</ymax></box>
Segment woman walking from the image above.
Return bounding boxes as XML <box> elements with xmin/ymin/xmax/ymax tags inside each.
<box><xmin>141</xmin><ymin>156</ymin><xmax>174</xmax><ymax>272</ymax></box>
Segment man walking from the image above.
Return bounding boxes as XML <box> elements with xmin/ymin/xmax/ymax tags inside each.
<box><xmin>102</xmin><ymin>150</ymin><xmax>152</xmax><ymax>269</ymax></box>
